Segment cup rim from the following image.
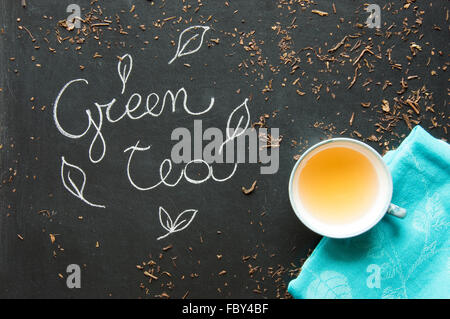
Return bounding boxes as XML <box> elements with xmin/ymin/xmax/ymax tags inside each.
<box><xmin>288</xmin><ymin>137</ymin><xmax>393</xmax><ymax>239</ymax></box>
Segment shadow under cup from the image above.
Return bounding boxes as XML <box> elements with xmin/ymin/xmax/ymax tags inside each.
<box><xmin>289</xmin><ymin>138</ymin><xmax>393</xmax><ymax>239</ymax></box>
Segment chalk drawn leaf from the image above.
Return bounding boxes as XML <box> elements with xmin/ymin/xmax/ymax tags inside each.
<box><xmin>157</xmin><ymin>207</ymin><xmax>198</xmax><ymax>240</ymax></box>
<box><xmin>168</xmin><ymin>25</ymin><xmax>210</xmax><ymax>64</ymax></box>
<box><xmin>226</xmin><ymin>98</ymin><xmax>250</xmax><ymax>139</ymax></box>
<box><xmin>61</xmin><ymin>156</ymin><xmax>86</xmax><ymax>198</ymax></box>
<box><xmin>306</xmin><ymin>271</ymin><xmax>352</xmax><ymax>299</ymax></box>
<box><xmin>173</xmin><ymin>209</ymin><xmax>198</xmax><ymax>232</ymax></box>
<box><xmin>158</xmin><ymin>206</ymin><xmax>174</xmax><ymax>232</ymax></box>
<box><xmin>60</xmin><ymin>156</ymin><xmax>105</xmax><ymax>208</ymax></box>
<box><xmin>219</xmin><ymin>98</ymin><xmax>250</xmax><ymax>154</ymax></box>
<box><xmin>117</xmin><ymin>53</ymin><xmax>133</xmax><ymax>94</ymax></box>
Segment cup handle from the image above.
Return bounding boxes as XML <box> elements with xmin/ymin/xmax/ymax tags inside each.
<box><xmin>387</xmin><ymin>203</ymin><xmax>407</xmax><ymax>219</ymax></box>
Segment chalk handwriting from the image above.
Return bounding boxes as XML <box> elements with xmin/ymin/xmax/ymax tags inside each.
<box><xmin>54</xmin><ymin>49</ymin><xmax>255</xmax><ymax>245</ymax></box>
<box><xmin>60</xmin><ymin>156</ymin><xmax>105</xmax><ymax>208</ymax></box>
<box><xmin>219</xmin><ymin>98</ymin><xmax>250</xmax><ymax>154</ymax></box>
<box><xmin>168</xmin><ymin>25</ymin><xmax>210</xmax><ymax>65</ymax></box>
<box><xmin>157</xmin><ymin>206</ymin><xmax>198</xmax><ymax>240</ymax></box>
<box><xmin>124</xmin><ymin>141</ymin><xmax>238</xmax><ymax>191</ymax></box>
<box><xmin>53</xmin><ymin>54</ymin><xmax>215</xmax><ymax>164</ymax></box>
<box><xmin>121</xmin><ymin>99</ymin><xmax>251</xmax><ymax>192</ymax></box>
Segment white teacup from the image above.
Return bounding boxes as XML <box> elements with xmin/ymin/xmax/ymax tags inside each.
<box><xmin>288</xmin><ymin>138</ymin><xmax>406</xmax><ymax>238</ymax></box>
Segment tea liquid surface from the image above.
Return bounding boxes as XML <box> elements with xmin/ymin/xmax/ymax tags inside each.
<box><xmin>297</xmin><ymin>146</ymin><xmax>379</xmax><ymax>223</ymax></box>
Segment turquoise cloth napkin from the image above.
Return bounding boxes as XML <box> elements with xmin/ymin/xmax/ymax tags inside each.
<box><xmin>288</xmin><ymin>126</ymin><xmax>450</xmax><ymax>299</ymax></box>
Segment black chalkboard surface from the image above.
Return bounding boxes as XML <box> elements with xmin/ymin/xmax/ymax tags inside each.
<box><xmin>0</xmin><ymin>0</ymin><xmax>448</xmax><ymax>298</ymax></box>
